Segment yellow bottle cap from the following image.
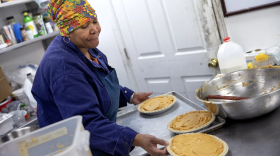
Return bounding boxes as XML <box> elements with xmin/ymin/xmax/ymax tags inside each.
<box><xmin>23</xmin><ymin>12</ymin><xmax>28</xmax><ymax>16</ymax></box>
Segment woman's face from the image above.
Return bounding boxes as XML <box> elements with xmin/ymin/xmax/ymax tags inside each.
<box><xmin>67</xmin><ymin>18</ymin><xmax>101</xmax><ymax>50</ymax></box>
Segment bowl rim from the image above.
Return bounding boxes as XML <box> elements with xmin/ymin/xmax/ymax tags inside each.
<box><xmin>195</xmin><ymin>68</ymin><xmax>280</xmax><ymax>104</ymax></box>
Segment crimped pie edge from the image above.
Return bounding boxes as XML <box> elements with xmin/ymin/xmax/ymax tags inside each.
<box><xmin>167</xmin><ymin>110</ymin><xmax>216</xmax><ymax>133</ymax></box>
<box><xmin>137</xmin><ymin>95</ymin><xmax>177</xmax><ymax>114</ymax></box>
<box><xmin>166</xmin><ymin>133</ymin><xmax>229</xmax><ymax>156</ymax></box>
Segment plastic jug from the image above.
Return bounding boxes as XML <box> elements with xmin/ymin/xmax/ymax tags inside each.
<box><xmin>217</xmin><ymin>37</ymin><xmax>247</xmax><ymax>74</ymax></box>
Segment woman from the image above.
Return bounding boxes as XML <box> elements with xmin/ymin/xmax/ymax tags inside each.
<box><xmin>31</xmin><ymin>0</ymin><xmax>169</xmax><ymax>155</ymax></box>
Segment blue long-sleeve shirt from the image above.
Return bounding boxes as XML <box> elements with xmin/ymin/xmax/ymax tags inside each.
<box><xmin>31</xmin><ymin>35</ymin><xmax>138</xmax><ymax>155</ymax></box>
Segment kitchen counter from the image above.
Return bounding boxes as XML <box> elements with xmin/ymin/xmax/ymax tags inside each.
<box><xmin>10</xmin><ymin>107</ymin><xmax>280</xmax><ymax>156</ymax></box>
<box><xmin>211</xmin><ymin>106</ymin><xmax>280</xmax><ymax>156</ymax></box>
<box><xmin>0</xmin><ymin>115</ymin><xmax>38</xmax><ymax>137</ymax></box>
<box><xmin>4</xmin><ymin>105</ymin><xmax>280</xmax><ymax>155</ymax></box>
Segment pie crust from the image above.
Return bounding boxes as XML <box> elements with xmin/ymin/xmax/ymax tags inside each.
<box><xmin>167</xmin><ymin>133</ymin><xmax>228</xmax><ymax>156</ymax></box>
<box><xmin>167</xmin><ymin>110</ymin><xmax>215</xmax><ymax>133</ymax></box>
<box><xmin>137</xmin><ymin>95</ymin><xmax>176</xmax><ymax>114</ymax></box>
<box><xmin>204</xmin><ymin>101</ymin><xmax>219</xmax><ymax>115</ymax></box>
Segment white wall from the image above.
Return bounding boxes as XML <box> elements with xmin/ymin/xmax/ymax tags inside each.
<box><xmin>225</xmin><ymin>5</ymin><xmax>280</xmax><ymax>52</ymax></box>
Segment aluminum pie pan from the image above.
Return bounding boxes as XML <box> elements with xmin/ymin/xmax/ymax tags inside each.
<box><xmin>0</xmin><ymin>114</ymin><xmax>13</xmax><ymax>125</ymax></box>
<box><xmin>167</xmin><ymin>110</ymin><xmax>216</xmax><ymax>134</ymax></box>
<box><xmin>137</xmin><ymin>95</ymin><xmax>177</xmax><ymax>115</ymax></box>
<box><xmin>167</xmin><ymin>133</ymin><xmax>229</xmax><ymax>156</ymax></box>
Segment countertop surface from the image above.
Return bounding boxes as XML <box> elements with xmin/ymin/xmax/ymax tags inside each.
<box><xmin>211</xmin><ymin>106</ymin><xmax>280</xmax><ymax>156</ymax></box>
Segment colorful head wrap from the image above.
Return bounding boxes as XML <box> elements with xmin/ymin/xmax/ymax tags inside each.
<box><xmin>47</xmin><ymin>0</ymin><xmax>97</xmax><ymax>36</ymax></box>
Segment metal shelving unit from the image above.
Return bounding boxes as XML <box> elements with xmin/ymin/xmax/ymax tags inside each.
<box><xmin>0</xmin><ymin>0</ymin><xmax>33</xmax><ymax>8</ymax></box>
<box><xmin>0</xmin><ymin>0</ymin><xmax>58</xmax><ymax>55</ymax></box>
<box><xmin>0</xmin><ymin>31</ymin><xmax>59</xmax><ymax>54</ymax></box>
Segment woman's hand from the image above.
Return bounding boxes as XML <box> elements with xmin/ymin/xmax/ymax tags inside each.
<box><xmin>133</xmin><ymin>134</ymin><xmax>169</xmax><ymax>156</ymax></box>
<box><xmin>132</xmin><ymin>92</ymin><xmax>153</xmax><ymax>105</ymax></box>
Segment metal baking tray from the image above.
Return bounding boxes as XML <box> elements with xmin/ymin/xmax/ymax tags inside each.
<box><xmin>116</xmin><ymin>91</ymin><xmax>226</xmax><ymax>156</ymax></box>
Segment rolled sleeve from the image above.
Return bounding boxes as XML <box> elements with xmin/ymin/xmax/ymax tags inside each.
<box><xmin>52</xmin><ymin>74</ymin><xmax>137</xmax><ymax>155</ymax></box>
<box><xmin>119</xmin><ymin>85</ymin><xmax>134</xmax><ymax>107</ymax></box>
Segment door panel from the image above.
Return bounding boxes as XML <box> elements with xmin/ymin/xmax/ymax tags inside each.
<box><xmin>112</xmin><ymin>0</ymin><xmax>220</xmax><ymax>104</ymax></box>
<box><xmin>122</xmin><ymin>0</ymin><xmax>161</xmax><ymax>56</ymax></box>
<box><xmin>182</xmin><ymin>75</ymin><xmax>213</xmax><ymax>103</ymax></box>
<box><xmin>145</xmin><ymin>77</ymin><xmax>172</xmax><ymax>96</ymax></box>
<box><xmin>163</xmin><ymin>0</ymin><xmax>206</xmax><ymax>54</ymax></box>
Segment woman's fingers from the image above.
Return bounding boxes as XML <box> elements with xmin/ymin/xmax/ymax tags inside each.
<box><xmin>135</xmin><ymin>134</ymin><xmax>169</xmax><ymax>156</ymax></box>
<box><xmin>152</xmin><ymin>148</ymin><xmax>168</xmax><ymax>156</ymax></box>
<box><xmin>152</xmin><ymin>137</ymin><xmax>169</xmax><ymax>146</ymax></box>
<box><xmin>145</xmin><ymin>91</ymin><xmax>153</xmax><ymax>97</ymax></box>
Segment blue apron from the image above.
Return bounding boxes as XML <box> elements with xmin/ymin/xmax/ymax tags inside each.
<box><xmin>89</xmin><ymin>61</ymin><xmax>120</xmax><ymax>156</ymax></box>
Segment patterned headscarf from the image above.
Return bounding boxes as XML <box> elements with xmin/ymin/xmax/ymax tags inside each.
<box><xmin>47</xmin><ymin>0</ymin><xmax>97</xmax><ymax>36</ymax></box>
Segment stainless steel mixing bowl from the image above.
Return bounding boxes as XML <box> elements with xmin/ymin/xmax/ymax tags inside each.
<box><xmin>0</xmin><ymin>125</ymin><xmax>39</xmax><ymax>145</ymax></box>
<box><xmin>196</xmin><ymin>68</ymin><xmax>280</xmax><ymax>120</ymax></box>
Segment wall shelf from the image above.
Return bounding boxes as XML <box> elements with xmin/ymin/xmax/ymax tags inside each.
<box><xmin>0</xmin><ymin>31</ymin><xmax>59</xmax><ymax>55</ymax></box>
<box><xmin>0</xmin><ymin>0</ymin><xmax>34</xmax><ymax>8</ymax></box>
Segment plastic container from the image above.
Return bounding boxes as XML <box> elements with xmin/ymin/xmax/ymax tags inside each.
<box><xmin>22</xmin><ymin>11</ymin><xmax>33</xmax><ymax>19</ymax></box>
<box><xmin>245</xmin><ymin>50</ymin><xmax>264</xmax><ymax>64</ymax></box>
<box><xmin>9</xmin><ymin>110</ymin><xmax>26</xmax><ymax>127</ymax></box>
<box><xmin>0</xmin><ymin>96</ymin><xmax>13</xmax><ymax>112</ymax></box>
<box><xmin>6</xmin><ymin>16</ymin><xmax>16</xmax><ymax>25</ymax></box>
<box><xmin>0</xmin><ymin>43</ymin><xmax>8</xmax><ymax>49</ymax></box>
<box><xmin>20</xmin><ymin>28</ymin><xmax>29</xmax><ymax>41</ymax></box>
<box><xmin>26</xmin><ymin>30</ymin><xmax>34</xmax><ymax>39</ymax></box>
<box><xmin>23</xmin><ymin>12</ymin><xmax>38</xmax><ymax>38</ymax></box>
<box><xmin>217</xmin><ymin>37</ymin><xmax>247</xmax><ymax>74</ymax></box>
<box><xmin>36</xmin><ymin>0</ymin><xmax>49</xmax><ymax>8</ymax></box>
<box><xmin>0</xmin><ymin>114</ymin><xmax>13</xmax><ymax>135</ymax></box>
<box><xmin>13</xmin><ymin>88</ymin><xmax>30</xmax><ymax>105</ymax></box>
<box><xmin>254</xmin><ymin>52</ymin><xmax>271</xmax><ymax>67</ymax></box>
<box><xmin>0</xmin><ymin>34</ymin><xmax>5</xmax><ymax>44</ymax></box>
<box><xmin>2</xmin><ymin>101</ymin><xmax>20</xmax><ymax>113</ymax></box>
<box><xmin>2</xmin><ymin>0</ymin><xmax>14</xmax><ymax>3</ymax></box>
<box><xmin>1</xmin><ymin>29</ymin><xmax>12</xmax><ymax>46</ymax></box>
<box><xmin>45</xmin><ymin>22</ymin><xmax>53</xmax><ymax>34</ymax></box>
<box><xmin>33</xmin><ymin>14</ymin><xmax>47</xmax><ymax>36</ymax></box>
<box><xmin>0</xmin><ymin>116</ymin><xmax>91</xmax><ymax>156</ymax></box>
<box><xmin>3</xmin><ymin>26</ymin><xmax>12</xmax><ymax>42</ymax></box>
<box><xmin>266</xmin><ymin>42</ymin><xmax>280</xmax><ymax>65</ymax></box>
<box><xmin>7</xmin><ymin>25</ymin><xmax>17</xmax><ymax>45</ymax></box>
<box><xmin>13</xmin><ymin>23</ymin><xmax>24</xmax><ymax>43</ymax></box>
<box><xmin>17</xmin><ymin>103</ymin><xmax>32</xmax><ymax>119</ymax></box>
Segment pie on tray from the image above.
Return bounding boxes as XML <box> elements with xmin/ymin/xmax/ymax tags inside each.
<box><xmin>167</xmin><ymin>133</ymin><xmax>228</xmax><ymax>156</ymax></box>
<box><xmin>138</xmin><ymin>95</ymin><xmax>176</xmax><ymax>113</ymax></box>
<box><xmin>167</xmin><ymin>110</ymin><xmax>215</xmax><ymax>133</ymax></box>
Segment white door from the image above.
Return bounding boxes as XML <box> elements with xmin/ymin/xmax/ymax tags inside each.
<box><xmin>111</xmin><ymin>0</ymin><xmax>221</xmax><ymax>104</ymax></box>
<box><xmin>88</xmin><ymin>0</ymin><xmax>132</xmax><ymax>88</ymax></box>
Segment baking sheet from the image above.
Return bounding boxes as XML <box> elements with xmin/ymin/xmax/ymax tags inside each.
<box><xmin>116</xmin><ymin>91</ymin><xmax>226</xmax><ymax>156</ymax></box>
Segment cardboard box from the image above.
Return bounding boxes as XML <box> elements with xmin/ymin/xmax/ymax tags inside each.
<box><xmin>0</xmin><ymin>67</ymin><xmax>12</xmax><ymax>102</ymax></box>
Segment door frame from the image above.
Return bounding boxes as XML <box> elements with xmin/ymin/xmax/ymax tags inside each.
<box><xmin>212</xmin><ymin>0</ymin><xmax>229</xmax><ymax>42</ymax></box>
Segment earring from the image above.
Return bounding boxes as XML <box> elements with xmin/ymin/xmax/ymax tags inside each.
<box><xmin>63</xmin><ymin>36</ymin><xmax>70</xmax><ymax>43</ymax></box>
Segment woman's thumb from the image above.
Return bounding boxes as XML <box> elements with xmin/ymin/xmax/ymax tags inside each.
<box><xmin>146</xmin><ymin>91</ymin><xmax>153</xmax><ymax>96</ymax></box>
